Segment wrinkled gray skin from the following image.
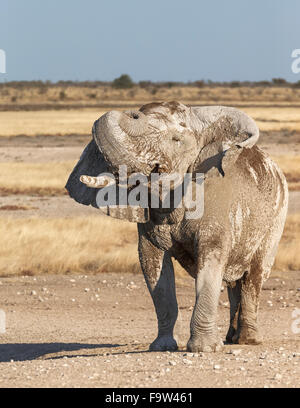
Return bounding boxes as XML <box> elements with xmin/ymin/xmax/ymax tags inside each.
<box><xmin>66</xmin><ymin>101</ymin><xmax>288</xmax><ymax>352</ymax></box>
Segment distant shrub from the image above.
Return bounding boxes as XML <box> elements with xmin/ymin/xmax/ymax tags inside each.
<box><xmin>164</xmin><ymin>82</ymin><xmax>176</xmax><ymax>88</ymax></box>
<box><xmin>194</xmin><ymin>80</ymin><xmax>205</xmax><ymax>88</ymax></box>
<box><xmin>112</xmin><ymin>74</ymin><xmax>134</xmax><ymax>89</ymax></box>
<box><xmin>256</xmin><ymin>80</ymin><xmax>272</xmax><ymax>87</ymax></box>
<box><xmin>272</xmin><ymin>78</ymin><xmax>287</xmax><ymax>86</ymax></box>
<box><xmin>139</xmin><ymin>81</ymin><xmax>152</xmax><ymax>89</ymax></box>
<box><xmin>59</xmin><ymin>90</ymin><xmax>66</xmax><ymax>100</ymax></box>
<box><xmin>230</xmin><ymin>81</ymin><xmax>241</xmax><ymax>88</ymax></box>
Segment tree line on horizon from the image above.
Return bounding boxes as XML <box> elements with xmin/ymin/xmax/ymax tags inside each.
<box><xmin>1</xmin><ymin>74</ymin><xmax>300</xmax><ymax>89</ymax></box>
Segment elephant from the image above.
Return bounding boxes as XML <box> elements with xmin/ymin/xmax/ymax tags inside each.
<box><xmin>66</xmin><ymin>101</ymin><xmax>288</xmax><ymax>352</ymax></box>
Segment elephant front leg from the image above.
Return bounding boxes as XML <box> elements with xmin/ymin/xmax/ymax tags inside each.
<box><xmin>138</xmin><ymin>235</ymin><xmax>178</xmax><ymax>351</ymax></box>
<box><xmin>187</xmin><ymin>254</ymin><xmax>224</xmax><ymax>353</ymax></box>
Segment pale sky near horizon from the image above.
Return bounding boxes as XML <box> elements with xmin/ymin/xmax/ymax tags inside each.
<box><xmin>0</xmin><ymin>0</ymin><xmax>300</xmax><ymax>83</ymax></box>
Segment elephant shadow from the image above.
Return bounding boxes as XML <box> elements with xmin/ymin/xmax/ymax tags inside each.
<box><xmin>0</xmin><ymin>342</ymin><xmax>124</xmax><ymax>362</ymax></box>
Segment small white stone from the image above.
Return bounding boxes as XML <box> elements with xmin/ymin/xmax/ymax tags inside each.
<box><xmin>31</xmin><ymin>290</ymin><xmax>37</xmax><ymax>296</ymax></box>
<box><xmin>183</xmin><ymin>352</ymin><xmax>194</xmax><ymax>357</ymax></box>
<box><xmin>232</xmin><ymin>349</ymin><xmax>242</xmax><ymax>356</ymax></box>
<box><xmin>213</xmin><ymin>364</ymin><xmax>221</xmax><ymax>370</ymax></box>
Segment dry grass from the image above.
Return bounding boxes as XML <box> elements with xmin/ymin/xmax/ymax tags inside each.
<box><xmin>0</xmin><ymin>216</ymin><xmax>140</xmax><ymax>276</ymax></box>
<box><xmin>271</xmin><ymin>155</ymin><xmax>300</xmax><ymax>191</ymax></box>
<box><xmin>273</xmin><ymin>214</ymin><xmax>300</xmax><ymax>271</ymax></box>
<box><xmin>0</xmin><ymin>204</ymin><xmax>37</xmax><ymax>211</ymax></box>
<box><xmin>0</xmin><ymin>213</ymin><xmax>298</xmax><ymax>277</ymax></box>
<box><xmin>243</xmin><ymin>107</ymin><xmax>300</xmax><ymax>132</ymax></box>
<box><xmin>0</xmin><ymin>109</ymin><xmax>106</xmax><ymax>137</ymax></box>
<box><xmin>1</xmin><ymin>106</ymin><xmax>300</xmax><ymax>137</ymax></box>
<box><xmin>0</xmin><ymin>161</ymin><xmax>75</xmax><ymax>195</ymax></box>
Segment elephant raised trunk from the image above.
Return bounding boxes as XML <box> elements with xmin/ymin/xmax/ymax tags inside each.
<box><xmin>93</xmin><ymin>110</ymin><xmax>151</xmax><ymax>175</ymax></box>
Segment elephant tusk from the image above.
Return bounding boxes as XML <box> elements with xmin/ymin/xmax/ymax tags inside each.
<box><xmin>80</xmin><ymin>175</ymin><xmax>115</xmax><ymax>188</ymax></box>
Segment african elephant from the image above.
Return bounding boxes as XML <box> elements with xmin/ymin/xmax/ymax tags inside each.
<box><xmin>66</xmin><ymin>101</ymin><xmax>288</xmax><ymax>352</ymax></box>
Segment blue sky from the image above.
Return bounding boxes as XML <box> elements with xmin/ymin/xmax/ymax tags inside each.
<box><xmin>0</xmin><ymin>0</ymin><xmax>300</xmax><ymax>82</ymax></box>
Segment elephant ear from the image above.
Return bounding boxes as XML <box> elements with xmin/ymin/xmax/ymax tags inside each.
<box><xmin>191</xmin><ymin>106</ymin><xmax>260</xmax><ymax>179</ymax></box>
<box><xmin>65</xmin><ymin>139</ymin><xmax>107</xmax><ymax>207</ymax></box>
<box><xmin>65</xmin><ymin>139</ymin><xmax>149</xmax><ymax>223</ymax></box>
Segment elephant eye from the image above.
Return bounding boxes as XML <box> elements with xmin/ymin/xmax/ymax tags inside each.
<box><xmin>172</xmin><ymin>134</ymin><xmax>183</xmax><ymax>147</ymax></box>
<box><xmin>172</xmin><ymin>134</ymin><xmax>182</xmax><ymax>142</ymax></box>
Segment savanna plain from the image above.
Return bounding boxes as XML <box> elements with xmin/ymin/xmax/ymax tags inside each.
<box><xmin>0</xmin><ymin>83</ymin><xmax>299</xmax><ymax>388</ymax></box>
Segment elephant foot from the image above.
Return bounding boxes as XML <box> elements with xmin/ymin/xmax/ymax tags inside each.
<box><xmin>149</xmin><ymin>335</ymin><xmax>178</xmax><ymax>352</ymax></box>
<box><xmin>187</xmin><ymin>335</ymin><xmax>223</xmax><ymax>353</ymax></box>
<box><xmin>232</xmin><ymin>327</ymin><xmax>262</xmax><ymax>345</ymax></box>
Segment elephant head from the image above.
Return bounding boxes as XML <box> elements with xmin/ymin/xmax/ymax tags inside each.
<box><xmin>65</xmin><ymin>101</ymin><xmax>259</xmax><ymax>222</ymax></box>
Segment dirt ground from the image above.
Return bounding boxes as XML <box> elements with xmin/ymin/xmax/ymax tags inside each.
<box><xmin>0</xmin><ymin>272</ymin><xmax>299</xmax><ymax>388</ymax></box>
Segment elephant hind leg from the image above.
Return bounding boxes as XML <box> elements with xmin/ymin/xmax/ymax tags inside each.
<box><xmin>226</xmin><ymin>266</ymin><xmax>263</xmax><ymax>345</ymax></box>
<box><xmin>226</xmin><ymin>214</ymin><xmax>285</xmax><ymax>345</ymax></box>
<box><xmin>227</xmin><ymin>252</ymin><xmax>269</xmax><ymax>345</ymax></box>
<box><xmin>226</xmin><ymin>279</ymin><xmax>241</xmax><ymax>344</ymax></box>
<box><xmin>236</xmin><ymin>263</ymin><xmax>264</xmax><ymax>345</ymax></box>
<box><xmin>236</xmin><ymin>221</ymin><xmax>285</xmax><ymax>345</ymax></box>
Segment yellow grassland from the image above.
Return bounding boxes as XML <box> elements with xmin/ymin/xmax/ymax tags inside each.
<box><xmin>0</xmin><ymin>214</ymin><xmax>298</xmax><ymax>277</ymax></box>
